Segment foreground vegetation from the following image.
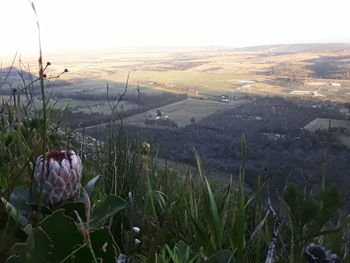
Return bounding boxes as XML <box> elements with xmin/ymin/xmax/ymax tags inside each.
<box><xmin>1</xmin><ymin>69</ymin><xmax>350</xmax><ymax>263</ymax></box>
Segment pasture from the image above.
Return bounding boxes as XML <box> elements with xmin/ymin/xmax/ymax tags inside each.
<box><xmin>123</xmin><ymin>98</ymin><xmax>238</xmax><ymax>128</ymax></box>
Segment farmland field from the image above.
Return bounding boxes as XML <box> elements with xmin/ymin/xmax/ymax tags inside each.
<box><xmin>122</xmin><ymin>98</ymin><xmax>238</xmax><ymax>128</ymax></box>
<box><xmin>3</xmin><ymin>43</ymin><xmax>350</xmax><ymax>104</ymax></box>
<box><xmin>2</xmin><ymin>43</ymin><xmax>350</xmax><ymax>132</ymax></box>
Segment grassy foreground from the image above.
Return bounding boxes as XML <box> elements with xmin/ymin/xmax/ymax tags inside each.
<box><xmin>0</xmin><ymin>77</ymin><xmax>350</xmax><ymax>263</ymax></box>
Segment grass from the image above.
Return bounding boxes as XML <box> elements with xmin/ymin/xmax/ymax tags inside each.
<box><xmin>121</xmin><ymin>98</ymin><xmax>238</xmax><ymax>128</ymax></box>
<box><xmin>121</xmin><ymin>70</ymin><xmax>256</xmax><ymax>94</ymax></box>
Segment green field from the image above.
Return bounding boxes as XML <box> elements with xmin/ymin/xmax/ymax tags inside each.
<box><xmin>122</xmin><ymin>98</ymin><xmax>238</xmax><ymax>128</ymax></box>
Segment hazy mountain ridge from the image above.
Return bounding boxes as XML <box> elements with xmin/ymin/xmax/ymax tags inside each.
<box><xmin>231</xmin><ymin>42</ymin><xmax>350</xmax><ymax>53</ymax></box>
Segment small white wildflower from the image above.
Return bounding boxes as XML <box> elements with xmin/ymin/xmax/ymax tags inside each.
<box><xmin>101</xmin><ymin>242</ymin><xmax>108</xmax><ymax>252</ymax></box>
<box><xmin>132</xmin><ymin>227</ymin><xmax>140</xmax><ymax>234</ymax></box>
<box><xmin>134</xmin><ymin>238</ymin><xmax>141</xmax><ymax>245</ymax></box>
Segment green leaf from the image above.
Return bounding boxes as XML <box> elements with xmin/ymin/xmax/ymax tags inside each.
<box><xmin>74</xmin><ymin>227</ymin><xmax>118</xmax><ymax>262</ymax></box>
<box><xmin>292</xmin><ymin>229</ymin><xmax>341</xmax><ymax>244</ymax></box>
<box><xmin>88</xmin><ymin>195</ymin><xmax>126</xmax><ymax>229</ymax></box>
<box><xmin>1</xmin><ymin>198</ymin><xmax>27</xmax><ymax>226</ymax></box>
<box><xmin>0</xmin><ymin>202</ymin><xmax>27</xmax><ymax>262</ymax></box>
<box><xmin>207</xmin><ymin>251</ymin><xmax>235</xmax><ymax>263</ymax></box>
<box><xmin>283</xmin><ymin>183</ymin><xmax>301</xmax><ymax>225</ymax></box>
<box><xmin>319</xmin><ymin>185</ymin><xmax>342</xmax><ymax>226</ymax></box>
<box><xmin>194</xmin><ymin>151</ymin><xmax>204</xmax><ymax>181</ymax></box>
<box><xmin>58</xmin><ymin>201</ymin><xmax>87</xmax><ymax>221</ymax></box>
<box><xmin>205</xmin><ymin>178</ymin><xmax>222</xmax><ymax>250</ymax></box>
<box><xmin>84</xmin><ymin>175</ymin><xmax>100</xmax><ymax>197</ymax></box>
<box><xmin>174</xmin><ymin>240</ymin><xmax>195</xmax><ymax>262</ymax></box>
<box><xmin>41</xmin><ymin>209</ymin><xmax>84</xmax><ymax>261</ymax></box>
<box><xmin>27</xmin><ymin>203</ymin><xmax>52</xmax><ymax>217</ymax></box>
<box><xmin>9</xmin><ymin>186</ymin><xmax>30</xmax><ymax>217</ymax></box>
<box><xmin>7</xmin><ymin>228</ymin><xmax>53</xmax><ymax>263</ymax></box>
<box><xmin>191</xmin><ymin>216</ymin><xmax>211</xmax><ymax>251</ymax></box>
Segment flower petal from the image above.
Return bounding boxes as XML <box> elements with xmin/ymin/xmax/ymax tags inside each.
<box><xmin>59</xmin><ymin>165</ymin><xmax>70</xmax><ymax>182</ymax></box>
<box><xmin>49</xmin><ymin>160</ymin><xmax>60</xmax><ymax>173</ymax></box>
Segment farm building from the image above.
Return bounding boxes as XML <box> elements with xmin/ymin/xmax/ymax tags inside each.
<box><xmin>220</xmin><ymin>95</ymin><xmax>230</xmax><ymax>103</ymax></box>
<box><xmin>290</xmin><ymin>90</ymin><xmax>313</xmax><ymax>95</ymax></box>
<box><xmin>330</xmin><ymin>82</ymin><xmax>341</xmax><ymax>87</ymax></box>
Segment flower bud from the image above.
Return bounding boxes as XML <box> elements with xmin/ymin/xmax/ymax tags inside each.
<box><xmin>141</xmin><ymin>142</ymin><xmax>150</xmax><ymax>155</ymax></box>
<box><xmin>34</xmin><ymin>151</ymin><xmax>82</xmax><ymax>205</ymax></box>
<box><xmin>132</xmin><ymin>227</ymin><xmax>140</xmax><ymax>234</ymax></box>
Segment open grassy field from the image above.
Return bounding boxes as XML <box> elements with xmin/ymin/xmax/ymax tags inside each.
<box><xmin>304</xmin><ymin>117</ymin><xmax>350</xmax><ymax>147</ymax></box>
<box><xmin>51</xmin><ymin>98</ymin><xmax>138</xmax><ymax>115</ymax></box>
<box><xmin>123</xmin><ymin>98</ymin><xmax>238</xmax><ymax>128</ymax></box>
<box><xmin>304</xmin><ymin>117</ymin><xmax>350</xmax><ymax>132</ymax></box>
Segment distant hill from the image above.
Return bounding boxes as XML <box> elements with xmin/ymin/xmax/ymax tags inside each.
<box><xmin>0</xmin><ymin>67</ymin><xmax>36</xmax><ymax>79</ymax></box>
<box><xmin>0</xmin><ymin>67</ymin><xmax>70</xmax><ymax>95</ymax></box>
<box><xmin>228</xmin><ymin>43</ymin><xmax>350</xmax><ymax>80</ymax></box>
<box><xmin>232</xmin><ymin>43</ymin><xmax>350</xmax><ymax>53</ymax></box>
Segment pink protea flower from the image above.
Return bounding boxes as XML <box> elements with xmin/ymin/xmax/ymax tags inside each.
<box><xmin>34</xmin><ymin>150</ymin><xmax>82</xmax><ymax>205</ymax></box>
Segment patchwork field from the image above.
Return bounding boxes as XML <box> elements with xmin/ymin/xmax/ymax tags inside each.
<box><xmin>2</xmin><ymin>43</ymin><xmax>350</xmax><ymax>132</ymax></box>
<box><xmin>2</xmin><ymin>43</ymin><xmax>350</xmax><ymax>104</ymax></box>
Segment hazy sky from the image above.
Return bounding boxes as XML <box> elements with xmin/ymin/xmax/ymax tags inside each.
<box><xmin>1</xmin><ymin>0</ymin><xmax>349</xmax><ymax>55</ymax></box>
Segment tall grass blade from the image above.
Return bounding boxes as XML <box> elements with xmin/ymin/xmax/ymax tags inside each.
<box><xmin>205</xmin><ymin>178</ymin><xmax>222</xmax><ymax>249</ymax></box>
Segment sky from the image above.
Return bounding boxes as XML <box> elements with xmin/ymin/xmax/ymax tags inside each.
<box><xmin>0</xmin><ymin>0</ymin><xmax>349</xmax><ymax>55</ymax></box>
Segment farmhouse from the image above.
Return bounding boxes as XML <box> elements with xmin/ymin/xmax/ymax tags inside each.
<box><xmin>220</xmin><ymin>95</ymin><xmax>230</xmax><ymax>103</ymax></box>
<box><xmin>330</xmin><ymin>82</ymin><xmax>341</xmax><ymax>87</ymax></box>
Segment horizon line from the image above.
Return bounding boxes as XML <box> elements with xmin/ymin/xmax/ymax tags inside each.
<box><xmin>2</xmin><ymin>41</ymin><xmax>350</xmax><ymax>58</ymax></box>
